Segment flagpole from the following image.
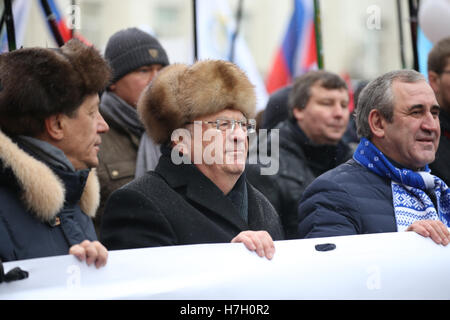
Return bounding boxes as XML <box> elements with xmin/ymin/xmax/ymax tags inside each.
<box><xmin>71</xmin><ymin>0</ymin><xmax>76</xmax><ymax>39</ymax></box>
<box><xmin>40</xmin><ymin>0</ymin><xmax>65</xmax><ymax>47</ymax></box>
<box><xmin>396</xmin><ymin>0</ymin><xmax>406</xmax><ymax>69</ymax></box>
<box><xmin>313</xmin><ymin>0</ymin><xmax>324</xmax><ymax>69</ymax></box>
<box><xmin>4</xmin><ymin>0</ymin><xmax>16</xmax><ymax>51</ymax></box>
<box><xmin>0</xmin><ymin>4</ymin><xmax>6</xmax><ymax>37</ymax></box>
<box><xmin>229</xmin><ymin>0</ymin><xmax>243</xmax><ymax>62</ymax></box>
<box><xmin>408</xmin><ymin>0</ymin><xmax>420</xmax><ymax>71</ymax></box>
<box><xmin>192</xmin><ymin>0</ymin><xmax>198</xmax><ymax>62</ymax></box>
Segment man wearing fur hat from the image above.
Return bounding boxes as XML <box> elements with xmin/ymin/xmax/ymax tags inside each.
<box><xmin>100</xmin><ymin>60</ymin><xmax>284</xmax><ymax>259</ymax></box>
<box><xmin>96</xmin><ymin>27</ymin><xmax>170</xmax><ymax>232</ymax></box>
<box><xmin>0</xmin><ymin>39</ymin><xmax>110</xmax><ymax>267</ymax></box>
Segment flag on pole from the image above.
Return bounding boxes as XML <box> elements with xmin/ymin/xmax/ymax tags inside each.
<box><xmin>1</xmin><ymin>0</ymin><xmax>31</xmax><ymax>52</ymax></box>
<box><xmin>39</xmin><ymin>0</ymin><xmax>91</xmax><ymax>46</ymax></box>
<box><xmin>265</xmin><ymin>0</ymin><xmax>317</xmax><ymax>94</ymax></box>
<box><xmin>195</xmin><ymin>0</ymin><xmax>268</xmax><ymax>112</ymax></box>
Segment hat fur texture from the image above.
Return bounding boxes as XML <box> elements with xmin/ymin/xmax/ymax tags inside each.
<box><xmin>0</xmin><ymin>39</ymin><xmax>111</xmax><ymax>136</ymax></box>
<box><xmin>138</xmin><ymin>60</ymin><xmax>256</xmax><ymax>144</ymax></box>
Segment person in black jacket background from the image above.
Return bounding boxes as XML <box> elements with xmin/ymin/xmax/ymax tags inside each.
<box><xmin>428</xmin><ymin>37</ymin><xmax>450</xmax><ymax>187</ymax></box>
<box><xmin>246</xmin><ymin>70</ymin><xmax>353</xmax><ymax>239</ymax></box>
<box><xmin>100</xmin><ymin>60</ymin><xmax>284</xmax><ymax>260</ymax></box>
<box><xmin>0</xmin><ymin>39</ymin><xmax>110</xmax><ymax>266</ymax></box>
<box><xmin>96</xmin><ymin>28</ymin><xmax>171</xmax><ymax>235</ymax></box>
<box><xmin>297</xmin><ymin>69</ymin><xmax>450</xmax><ymax>246</ymax></box>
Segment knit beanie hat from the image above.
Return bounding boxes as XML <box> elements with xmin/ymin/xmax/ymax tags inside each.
<box><xmin>105</xmin><ymin>27</ymin><xmax>170</xmax><ymax>84</ymax></box>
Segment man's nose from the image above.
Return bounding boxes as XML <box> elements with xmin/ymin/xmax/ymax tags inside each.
<box><xmin>147</xmin><ymin>70</ymin><xmax>159</xmax><ymax>84</ymax></box>
<box><xmin>230</xmin><ymin>124</ymin><xmax>246</xmax><ymax>142</ymax></box>
<box><xmin>98</xmin><ymin>113</ymin><xmax>109</xmax><ymax>133</ymax></box>
<box><xmin>421</xmin><ymin>111</ymin><xmax>440</xmax><ymax>133</ymax></box>
<box><xmin>332</xmin><ymin>103</ymin><xmax>346</xmax><ymax>118</ymax></box>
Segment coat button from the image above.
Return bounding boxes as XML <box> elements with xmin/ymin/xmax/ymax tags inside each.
<box><xmin>111</xmin><ymin>170</ymin><xmax>119</xmax><ymax>177</ymax></box>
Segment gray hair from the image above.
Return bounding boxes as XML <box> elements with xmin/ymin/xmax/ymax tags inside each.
<box><xmin>356</xmin><ymin>69</ymin><xmax>426</xmax><ymax>139</ymax></box>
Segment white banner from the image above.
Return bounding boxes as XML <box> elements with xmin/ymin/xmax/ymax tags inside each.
<box><xmin>1</xmin><ymin>232</ymin><xmax>449</xmax><ymax>300</ymax></box>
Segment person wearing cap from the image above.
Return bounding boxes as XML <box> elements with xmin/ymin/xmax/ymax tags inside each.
<box><xmin>96</xmin><ymin>27</ymin><xmax>170</xmax><ymax>232</ymax></box>
<box><xmin>0</xmin><ymin>39</ymin><xmax>110</xmax><ymax>266</ymax></box>
<box><xmin>100</xmin><ymin>60</ymin><xmax>284</xmax><ymax>260</ymax></box>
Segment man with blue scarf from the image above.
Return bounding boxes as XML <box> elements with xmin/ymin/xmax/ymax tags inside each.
<box><xmin>297</xmin><ymin>70</ymin><xmax>450</xmax><ymax>245</ymax></box>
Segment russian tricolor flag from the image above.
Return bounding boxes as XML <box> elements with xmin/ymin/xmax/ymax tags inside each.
<box><xmin>39</xmin><ymin>0</ymin><xmax>91</xmax><ymax>46</ymax></box>
<box><xmin>266</xmin><ymin>0</ymin><xmax>317</xmax><ymax>94</ymax></box>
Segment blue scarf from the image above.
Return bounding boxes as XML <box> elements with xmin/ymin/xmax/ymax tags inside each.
<box><xmin>353</xmin><ymin>138</ymin><xmax>450</xmax><ymax>231</ymax></box>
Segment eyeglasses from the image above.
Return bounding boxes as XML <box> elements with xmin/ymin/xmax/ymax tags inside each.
<box><xmin>186</xmin><ymin>118</ymin><xmax>256</xmax><ymax>133</ymax></box>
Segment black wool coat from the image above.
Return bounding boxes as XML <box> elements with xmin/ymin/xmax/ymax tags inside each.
<box><xmin>100</xmin><ymin>153</ymin><xmax>284</xmax><ymax>250</ymax></box>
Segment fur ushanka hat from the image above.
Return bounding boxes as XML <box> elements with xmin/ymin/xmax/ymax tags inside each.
<box><xmin>137</xmin><ymin>59</ymin><xmax>256</xmax><ymax>144</ymax></box>
<box><xmin>0</xmin><ymin>39</ymin><xmax>111</xmax><ymax>136</ymax></box>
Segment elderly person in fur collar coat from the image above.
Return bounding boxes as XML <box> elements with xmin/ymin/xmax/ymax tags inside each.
<box><xmin>100</xmin><ymin>60</ymin><xmax>284</xmax><ymax>259</ymax></box>
<box><xmin>0</xmin><ymin>39</ymin><xmax>110</xmax><ymax>267</ymax></box>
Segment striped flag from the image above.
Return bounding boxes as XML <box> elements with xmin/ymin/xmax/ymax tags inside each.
<box><xmin>265</xmin><ymin>0</ymin><xmax>317</xmax><ymax>94</ymax></box>
<box><xmin>39</xmin><ymin>0</ymin><xmax>91</xmax><ymax>46</ymax></box>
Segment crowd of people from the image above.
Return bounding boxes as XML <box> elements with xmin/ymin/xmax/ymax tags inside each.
<box><xmin>0</xmin><ymin>27</ymin><xmax>449</xmax><ymax>272</ymax></box>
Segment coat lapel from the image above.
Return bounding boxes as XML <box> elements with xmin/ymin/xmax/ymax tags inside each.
<box><xmin>184</xmin><ymin>176</ymin><xmax>248</xmax><ymax>231</ymax></box>
<box><xmin>156</xmin><ymin>155</ymin><xmax>248</xmax><ymax>231</ymax></box>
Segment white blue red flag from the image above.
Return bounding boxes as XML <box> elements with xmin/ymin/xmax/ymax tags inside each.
<box><xmin>265</xmin><ymin>0</ymin><xmax>317</xmax><ymax>94</ymax></box>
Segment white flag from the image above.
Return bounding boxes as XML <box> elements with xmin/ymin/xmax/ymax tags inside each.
<box><xmin>196</xmin><ymin>0</ymin><xmax>268</xmax><ymax>112</ymax></box>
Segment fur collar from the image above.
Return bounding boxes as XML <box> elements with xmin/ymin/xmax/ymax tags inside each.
<box><xmin>0</xmin><ymin>130</ymin><xmax>99</xmax><ymax>221</ymax></box>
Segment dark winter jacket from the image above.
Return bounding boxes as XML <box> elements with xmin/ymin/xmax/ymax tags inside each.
<box><xmin>96</xmin><ymin>96</ymin><xmax>141</xmax><ymax>232</ymax></box>
<box><xmin>429</xmin><ymin>109</ymin><xmax>450</xmax><ymax>187</ymax></box>
<box><xmin>100</xmin><ymin>149</ymin><xmax>284</xmax><ymax>250</ymax></box>
<box><xmin>0</xmin><ymin>131</ymin><xmax>99</xmax><ymax>262</ymax></box>
<box><xmin>297</xmin><ymin>158</ymin><xmax>397</xmax><ymax>239</ymax></box>
<box><xmin>260</xmin><ymin>85</ymin><xmax>291</xmax><ymax>130</ymax></box>
<box><xmin>246</xmin><ymin>119</ymin><xmax>352</xmax><ymax>239</ymax></box>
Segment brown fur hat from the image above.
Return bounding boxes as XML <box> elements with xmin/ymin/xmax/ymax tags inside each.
<box><xmin>0</xmin><ymin>39</ymin><xmax>111</xmax><ymax>136</ymax></box>
<box><xmin>138</xmin><ymin>59</ymin><xmax>256</xmax><ymax>144</ymax></box>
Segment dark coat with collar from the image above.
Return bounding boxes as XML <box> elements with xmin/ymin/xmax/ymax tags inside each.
<box><xmin>0</xmin><ymin>131</ymin><xmax>99</xmax><ymax>262</ymax></box>
<box><xmin>246</xmin><ymin>119</ymin><xmax>353</xmax><ymax>239</ymax></box>
<box><xmin>100</xmin><ymin>151</ymin><xmax>284</xmax><ymax>250</ymax></box>
<box><xmin>297</xmin><ymin>158</ymin><xmax>397</xmax><ymax>239</ymax></box>
<box><xmin>429</xmin><ymin>110</ymin><xmax>450</xmax><ymax>187</ymax></box>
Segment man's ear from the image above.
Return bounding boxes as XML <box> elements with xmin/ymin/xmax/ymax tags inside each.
<box><xmin>44</xmin><ymin>114</ymin><xmax>65</xmax><ymax>141</ymax></box>
<box><xmin>292</xmin><ymin>107</ymin><xmax>304</xmax><ymax>122</ymax></box>
<box><xmin>368</xmin><ymin>109</ymin><xmax>386</xmax><ymax>139</ymax></box>
<box><xmin>428</xmin><ymin>71</ymin><xmax>440</xmax><ymax>94</ymax></box>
